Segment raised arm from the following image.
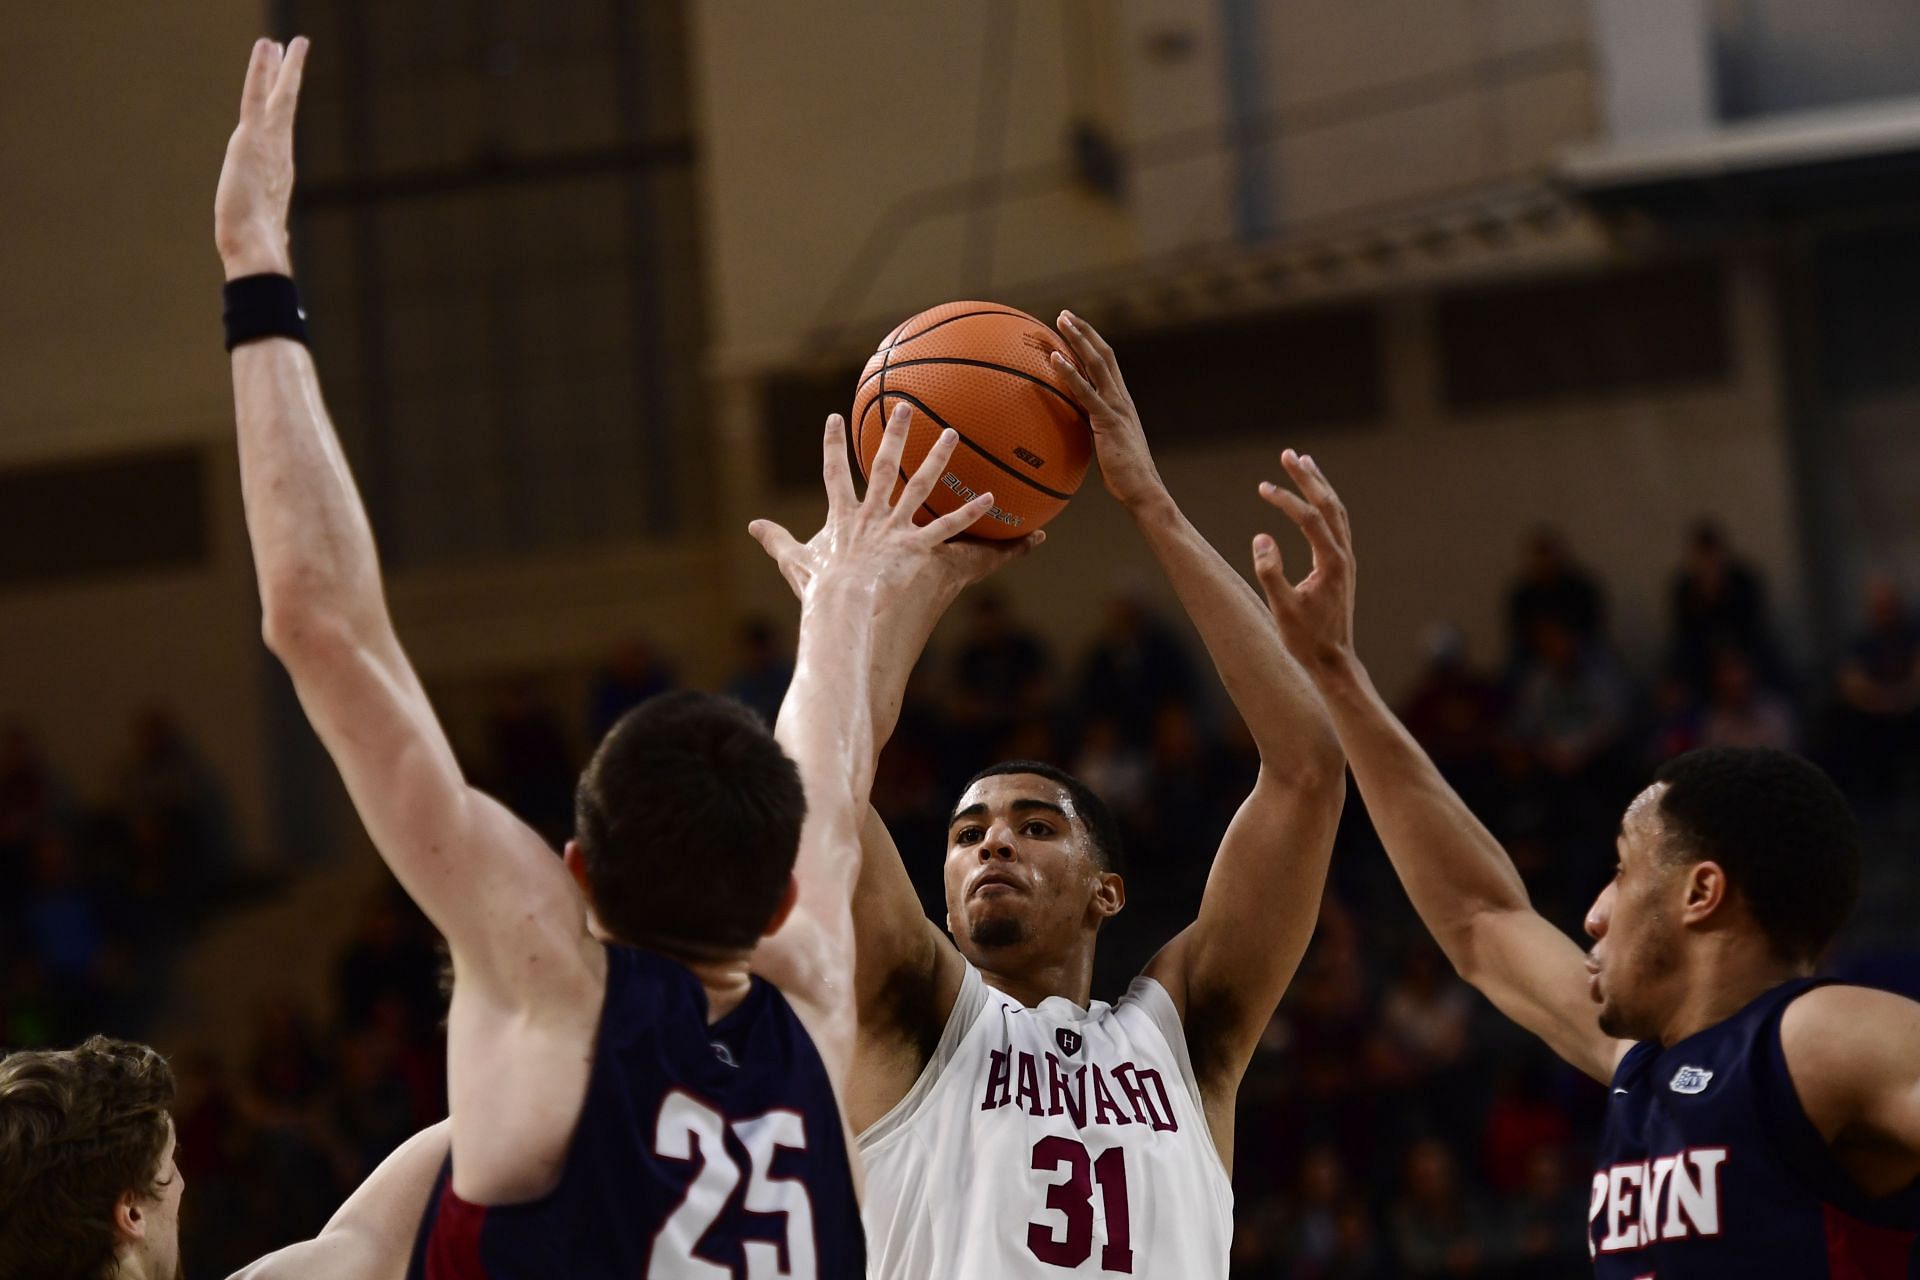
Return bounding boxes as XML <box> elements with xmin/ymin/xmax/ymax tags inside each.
<box><xmin>1254</xmin><ymin>451</ymin><xmax>1630</xmax><ymax>1084</ymax></box>
<box><xmin>228</xmin><ymin>1120</ymin><xmax>451</xmax><ymax>1280</ymax></box>
<box><xmin>1049</xmin><ymin>315</ymin><xmax>1346</xmax><ymax>1127</ymax></box>
<box><xmin>751</xmin><ymin>411</ymin><xmax>1040</xmax><ymax>1120</ymax></box>
<box><xmin>216</xmin><ymin>39</ymin><xmax>591</xmax><ymax>1004</ymax></box>
<box><xmin>747</xmin><ymin>411</ymin><xmax>999</xmax><ymax>1081</ymax></box>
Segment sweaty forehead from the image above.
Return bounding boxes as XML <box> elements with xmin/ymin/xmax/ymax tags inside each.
<box><xmin>1620</xmin><ymin>784</ymin><xmax>1670</xmax><ymax>853</ymax></box>
<box><xmin>951</xmin><ymin>773</ymin><xmax>1080</xmax><ymax>826</ymax></box>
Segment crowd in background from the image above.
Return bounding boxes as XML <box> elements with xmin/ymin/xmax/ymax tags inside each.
<box><xmin>5</xmin><ymin>519</ymin><xmax>1920</xmax><ymax>1275</ymax></box>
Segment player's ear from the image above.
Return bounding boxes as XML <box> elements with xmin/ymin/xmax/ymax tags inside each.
<box><xmin>563</xmin><ymin>841</ymin><xmax>591</xmax><ymax>896</ymax></box>
<box><xmin>1679</xmin><ymin>859</ymin><xmax>1727</xmax><ymax>925</ymax></box>
<box><xmin>1091</xmin><ymin>871</ymin><xmax>1125</xmax><ymax>922</ymax></box>
<box><xmin>113</xmin><ymin>1189</ymin><xmax>145</xmax><ymax>1244</ymax></box>
<box><xmin>761</xmin><ymin>875</ymin><xmax>800</xmax><ymax>939</ymax></box>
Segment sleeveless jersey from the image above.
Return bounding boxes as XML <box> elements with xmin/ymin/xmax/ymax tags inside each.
<box><xmin>1591</xmin><ymin>978</ymin><xmax>1920</xmax><ymax>1278</ymax></box>
<box><xmin>857</xmin><ymin>964</ymin><xmax>1233</xmax><ymax>1278</ymax></box>
<box><xmin>407</xmin><ymin>944</ymin><xmax>864</xmax><ymax>1279</ymax></box>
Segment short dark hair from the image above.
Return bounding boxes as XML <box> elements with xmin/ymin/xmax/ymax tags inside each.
<box><xmin>0</xmin><ymin>1036</ymin><xmax>176</xmax><ymax>1280</ymax></box>
<box><xmin>1652</xmin><ymin>747</ymin><xmax>1859</xmax><ymax>964</ymax></box>
<box><xmin>959</xmin><ymin>760</ymin><xmax>1125</xmax><ymax>877</ymax></box>
<box><xmin>575</xmin><ymin>691</ymin><xmax>806</xmax><ymax>952</ymax></box>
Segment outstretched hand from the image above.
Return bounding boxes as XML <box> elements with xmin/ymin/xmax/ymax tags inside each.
<box><xmin>1048</xmin><ymin>311</ymin><xmax>1166</xmax><ymax>509</ymax></box>
<box><xmin>750</xmin><ymin>403</ymin><xmax>1043</xmax><ymax>610</ymax></box>
<box><xmin>1252</xmin><ymin>450</ymin><xmax>1357</xmax><ymax>672</ymax></box>
<box><xmin>216</xmin><ymin>36</ymin><xmax>309</xmax><ymax>279</ymax></box>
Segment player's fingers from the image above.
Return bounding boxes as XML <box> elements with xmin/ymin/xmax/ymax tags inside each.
<box><xmin>865</xmin><ymin>402</ymin><xmax>912</xmax><ymax>507</ymax></box>
<box><xmin>819</xmin><ymin>414</ymin><xmax>856</xmax><ymax>513</ymax></box>
<box><xmin>923</xmin><ymin>490</ymin><xmax>996</xmax><ymax>542</ymax></box>
<box><xmin>1053</xmin><ymin>314</ymin><xmax>1107</xmax><ymax>391</ymax></box>
<box><xmin>1061</xmin><ymin>310</ymin><xmax>1118</xmax><ymax>371</ymax></box>
<box><xmin>747</xmin><ymin>518</ymin><xmax>802</xmax><ymax>562</ymax></box>
<box><xmin>1280</xmin><ymin>450</ymin><xmax>1350</xmax><ymax>545</ymax></box>
<box><xmin>897</xmin><ymin>428</ymin><xmax>957</xmax><ymax>517</ymax></box>
<box><xmin>1250</xmin><ymin>533</ymin><xmax>1299</xmax><ymax>616</ymax></box>
<box><xmin>268</xmin><ymin>35</ymin><xmax>310</xmax><ymax>119</ymax></box>
<box><xmin>1048</xmin><ymin>351</ymin><xmax>1103</xmax><ymax>417</ymax></box>
<box><xmin>239</xmin><ymin>38</ymin><xmax>276</xmax><ymax>120</ymax></box>
<box><xmin>1259</xmin><ymin>482</ymin><xmax>1344</xmax><ymax>571</ymax></box>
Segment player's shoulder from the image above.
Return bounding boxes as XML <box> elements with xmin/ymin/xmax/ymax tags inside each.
<box><xmin>1779</xmin><ymin>983</ymin><xmax>1920</xmax><ymax>1121</ymax></box>
<box><xmin>1781</xmin><ymin>982</ymin><xmax>1920</xmax><ymax>1047</ymax></box>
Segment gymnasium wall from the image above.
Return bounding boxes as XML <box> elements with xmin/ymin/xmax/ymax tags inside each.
<box><xmin>689</xmin><ymin>0</ymin><xmax>1598</xmax><ymax>369</ymax></box>
<box><xmin>0</xmin><ymin>2</ymin><xmax>274</xmax><ymax>849</ymax></box>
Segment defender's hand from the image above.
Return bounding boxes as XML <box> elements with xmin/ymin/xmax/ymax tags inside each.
<box><xmin>1253</xmin><ymin>450</ymin><xmax>1357</xmax><ymax>673</ymax></box>
<box><xmin>1049</xmin><ymin>311</ymin><xmax>1166</xmax><ymax>510</ymax></box>
<box><xmin>749</xmin><ymin>404</ymin><xmax>1043</xmax><ymax>608</ymax></box>
<box><xmin>216</xmin><ymin>37</ymin><xmax>309</xmax><ymax>280</ymax></box>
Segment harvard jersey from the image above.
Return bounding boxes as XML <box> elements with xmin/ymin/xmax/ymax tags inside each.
<box><xmin>1591</xmin><ymin>978</ymin><xmax>1920</xmax><ymax>1278</ymax></box>
<box><xmin>406</xmin><ymin>944</ymin><xmax>864</xmax><ymax>1279</ymax></box>
<box><xmin>857</xmin><ymin>964</ymin><xmax>1232</xmax><ymax>1277</ymax></box>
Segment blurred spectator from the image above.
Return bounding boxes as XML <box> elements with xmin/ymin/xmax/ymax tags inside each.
<box><xmin>119</xmin><ymin>706</ymin><xmax>238</xmax><ymax>910</ymax></box>
<box><xmin>1506</xmin><ymin>619</ymin><xmax>1631</xmax><ymax>792</ymax></box>
<box><xmin>337</xmin><ymin>889</ymin><xmax>443</xmax><ymax>1034</ymax></box>
<box><xmin>1700</xmin><ymin>648</ymin><xmax>1797</xmax><ymax>751</ymax></box>
<box><xmin>0</xmin><ymin>722</ymin><xmax>72</xmax><ymax>864</ymax></box>
<box><xmin>1479</xmin><ymin>1064</ymin><xmax>1573</xmax><ymax>1195</ymax></box>
<box><xmin>1505</xmin><ymin>528</ymin><xmax>1606</xmax><ymax>675</ymax></box>
<box><xmin>1501</xmin><ymin>1145</ymin><xmax>1591</xmax><ymax>1279</ymax></box>
<box><xmin>723</xmin><ymin>617</ymin><xmax>794</xmax><ymax>727</ymax></box>
<box><xmin>484</xmin><ymin>676</ymin><xmax>576</xmax><ymax>844</ymax></box>
<box><xmin>1403</xmin><ymin>624</ymin><xmax>1505</xmax><ymax>806</ymax></box>
<box><xmin>1389</xmin><ymin>1137</ymin><xmax>1498</xmax><ymax>1277</ymax></box>
<box><xmin>1670</xmin><ymin>520</ymin><xmax>1777</xmax><ymax>694</ymax></box>
<box><xmin>1075</xmin><ymin>594</ymin><xmax>1197</xmax><ymax>740</ymax></box>
<box><xmin>1375</xmin><ymin>944</ymin><xmax>1472</xmax><ymax>1082</ymax></box>
<box><xmin>1643</xmin><ymin>676</ymin><xmax>1703</xmax><ymax>768</ymax></box>
<box><xmin>949</xmin><ymin>593</ymin><xmax>1053</xmax><ymax>752</ymax></box>
<box><xmin>1834</xmin><ymin>575</ymin><xmax>1920</xmax><ymax>797</ymax></box>
<box><xmin>1071</xmin><ymin>715</ymin><xmax>1151</xmax><ymax>828</ymax></box>
<box><xmin>587</xmin><ymin>638</ymin><xmax>676</xmax><ymax>739</ymax></box>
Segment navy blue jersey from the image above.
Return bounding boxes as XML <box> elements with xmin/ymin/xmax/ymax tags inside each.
<box><xmin>407</xmin><ymin>944</ymin><xmax>863</xmax><ymax>1279</ymax></box>
<box><xmin>1591</xmin><ymin>978</ymin><xmax>1920</xmax><ymax>1278</ymax></box>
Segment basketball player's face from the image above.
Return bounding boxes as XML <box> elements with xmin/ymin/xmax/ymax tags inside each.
<box><xmin>943</xmin><ymin>775</ymin><xmax>1116</xmax><ymax>963</ymax></box>
<box><xmin>1585</xmin><ymin>786</ymin><xmax>1684</xmax><ymax>1040</ymax></box>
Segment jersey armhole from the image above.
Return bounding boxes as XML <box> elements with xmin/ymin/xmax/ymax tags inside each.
<box><xmin>857</xmin><ymin>963</ymin><xmax>991</xmax><ymax>1153</ymax></box>
<box><xmin>1121</xmin><ymin>975</ymin><xmax>1207</xmax><ymax>1119</ymax></box>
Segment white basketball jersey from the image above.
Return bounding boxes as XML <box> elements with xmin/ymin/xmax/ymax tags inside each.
<box><xmin>857</xmin><ymin>964</ymin><xmax>1234</xmax><ymax>1278</ymax></box>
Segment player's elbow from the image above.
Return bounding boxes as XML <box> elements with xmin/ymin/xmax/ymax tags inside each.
<box><xmin>260</xmin><ymin>597</ymin><xmax>358</xmax><ymax>670</ymax></box>
<box><xmin>1255</xmin><ymin>739</ymin><xmax>1347</xmax><ymax>799</ymax></box>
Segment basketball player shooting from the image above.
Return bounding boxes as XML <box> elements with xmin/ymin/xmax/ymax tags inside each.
<box><xmin>0</xmin><ymin>1035</ymin><xmax>448</xmax><ymax>1280</ymax></box>
<box><xmin>1254</xmin><ymin>451</ymin><xmax>1920</xmax><ymax>1276</ymax></box>
<box><xmin>215</xmin><ymin>36</ymin><xmax>1005</xmax><ymax>1277</ymax></box>
<box><xmin>751</xmin><ymin>315</ymin><xmax>1347</xmax><ymax>1276</ymax></box>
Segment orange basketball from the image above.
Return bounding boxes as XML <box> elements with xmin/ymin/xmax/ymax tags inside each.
<box><xmin>853</xmin><ymin>301</ymin><xmax>1093</xmax><ymax>540</ymax></box>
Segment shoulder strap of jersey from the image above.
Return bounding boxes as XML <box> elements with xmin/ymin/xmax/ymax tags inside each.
<box><xmin>857</xmin><ymin>963</ymin><xmax>995</xmax><ymax>1151</ymax></box>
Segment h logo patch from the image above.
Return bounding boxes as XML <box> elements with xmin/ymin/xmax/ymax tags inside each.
<box><xmin>1055</xmin><ymin>1028</ymin><xmax>1082</xmax><ymax>1057</ymax></box>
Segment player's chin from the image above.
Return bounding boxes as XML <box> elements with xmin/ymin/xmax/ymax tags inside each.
<box><xmin>966</xmin><ymin>905</ymin><xmax>1028</xmax><ymax>951</ymax></box>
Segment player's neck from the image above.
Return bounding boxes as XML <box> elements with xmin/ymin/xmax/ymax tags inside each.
<box><xmin>978</xmin><ymin>946</ymin><xmax>1096</xmax><ymax>1009</ymax></box>
<box><xmin>683</xmin><ymin>957</ymin><xmax>755</xmax><ymax>1024</ymax></box>
<box><xmin>1657</xmin><ymin>945</ymin><xmax>1810</xmax><ymax>1046</ymax></box>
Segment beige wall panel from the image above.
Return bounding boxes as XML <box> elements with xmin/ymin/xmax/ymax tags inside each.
<box><xmin>0</xmin><ymin>1</ymin><xmax>264</xmax><ymax>463</ymax></box>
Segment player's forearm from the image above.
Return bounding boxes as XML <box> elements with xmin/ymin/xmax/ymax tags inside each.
<box><xmin>776</xmin><ymin>578</ymin><xmax>882</xmax><ymax>896</ymax></box>
<box><xmin>1312</xmin><ymin>650</ymin><xmax>1533</xmax><ymax>949</ymax></box>
<box><xmin>232</xmin><ymin>337</ymin><xmax>390</xmax><ymax>652</ymax></box>
<box><xmin>1129</xmin><ymin>490</ymin><xmax>1340</xmax><ymax>772</ymax></box>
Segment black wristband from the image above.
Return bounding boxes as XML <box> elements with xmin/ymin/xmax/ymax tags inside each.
<box><xmin>223</xmin><ymin>273</ymin><xmax>310</xmax><ymax>351</ymax></box>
